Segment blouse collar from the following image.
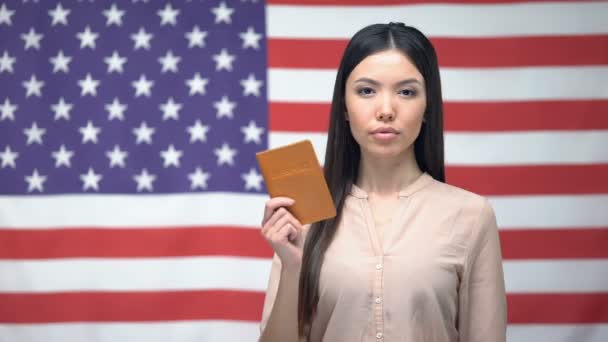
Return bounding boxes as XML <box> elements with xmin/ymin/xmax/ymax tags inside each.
<box><xmin>349</xmin><ymin>172</ymin><xmax>434</xmax><ymax>199</ymax></box>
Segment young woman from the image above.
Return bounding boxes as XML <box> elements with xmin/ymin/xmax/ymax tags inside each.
<box><xmin>258</xmin><ymin>22</ymin><xmax>507</xmax><ymax>342</ymax></box>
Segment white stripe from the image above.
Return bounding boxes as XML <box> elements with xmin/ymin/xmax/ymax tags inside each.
<box><xmin>267</xmin><ymin>2</ymin><xmax>608</xmax><ymax>38</ymax></box>
<box><xmin>268</xmin><ymin>67</ymin><xmax>608</xmax><ymax>102</ymax></box>
<box><xmin>489</xmin><ymin>195</ymin><xmax>608</xmax><ymax>229</ymax></box>
<box><xmin>269</xmin><ymin>131</ymin><xmax>608</xmax><ymax>166</ymax></box>
<box><xmin>0</xmin><ymin>321</ymin><xmax>260</xmax><ymax>342</ymax></box>
<box><xmin>445</xmin><ymin>131</ymin><xmax>608</xmax><ymax>166</ymax></box>
<box><xmin>0</xmin><ymin>192</ymin><xmax>267</xmax><ymax>229</ymax></box>
<box><xmin>0</xmin><ymin>257</ymin><xmax>272</xmax><ymax>292</ymax></box>
<box><xmin>504</xmin><ymin>260</ymin><xmax>608</xmax><ymax>293</ymax></box>
<box><xmin>1</xmin><ymin>190</ymin><xmax>607</xmax><ymax>231</ymax></box>
<box><xmin>0</xmin><ymin>323</ymin><xmax>606</xmax><ymax>342</ymax></box>
<box><xmin>1</xmin><ymin>258</ymin><xmax>606</xmax><ymax>293</ymax></box>
<box><xmin>507</xmin><ymin>324</ymin><xmax>608</xmax><ymax>342</ymax></box>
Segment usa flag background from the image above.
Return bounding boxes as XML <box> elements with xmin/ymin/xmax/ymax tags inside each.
<box><xmin>0</xmin><ymin>0</ymin><xmax>607</xmax><ymax>341</ymax></box>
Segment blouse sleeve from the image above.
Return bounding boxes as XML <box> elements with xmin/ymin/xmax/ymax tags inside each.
<box><xmin>458</xmin><ymin>200</ymin><xmax>508</xmax><ymax>342</ymax></box>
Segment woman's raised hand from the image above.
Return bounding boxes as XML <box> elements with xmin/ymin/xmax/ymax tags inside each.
<box><xmin>261</xmin><ymin>197</ymin><xmax>306</xmax><ymax>271</ymax></box>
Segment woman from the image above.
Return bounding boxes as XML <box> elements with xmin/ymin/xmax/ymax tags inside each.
<box><xmin>259</xmin><ymin>22</ymin><xmax>507</xmax><ymax>342</ymax></box>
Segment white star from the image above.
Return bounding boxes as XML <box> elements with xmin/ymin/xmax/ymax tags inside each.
<box><xmin>21</xmin><ymin>28</ymin><xmax>43</xmax><ymax>50</ymax></box>
<box><xmin>51</xmin><ymin>144</ymin><xmax>74</xmax><ymax>167</ymax></box>
<box><xmin>212</xmin><ymin>48</ymin><xmax>235</xmax><ymax>71</ymax></box>
<box><xmin>160</xmin><ymin>144</ymin><xmax>183</xmax><ymax>168</ymax></box>
<box><xmin>76</xmin><ymin>26</ymin><xmax>99</xmax><ymax>49</ymax></box>
<box><xmin>242</xmin><ymin>168</ymin><xmax>263</xmax><ymax>191</ymax></box>
<box><xmin>158</xmin><ymin>50</ymin><xmax>181</xmax><ymax>73</ymax></box>
<box><xmin>131</xmin><ymin>74</ymin><xmax>154</xmax><ymax>97</ymax></box>
<box><xmin>0</xmin><ymin>4</ymin><xmax>15</xmax><ymax>26</ymax></box>
<box><xmin>132</xmin><ymin>74</ymin><xmax>154</xmax><ymax>97</ymax></box>
<box><xmin>105</xmin><ymin>98</ymin><xmax>127</xmax><ymax>120</ymax></box>
<box><xmin>23</xmin><ymin>122</ymin><xmax>45</xmax><ymax>145</ymax></box>
<box><xmin>49</xmin><ymin>50</ymin><xmax>72</xmax><ymax>73</ymax></box>
<box><xmin>1</xmin><ymin>98</ymin><xmax>17</xmax><ymax>121</ymax></box>
<box><xmin>240</xmin><ymin>26</ymin><xmax>262</xmax><ymax>50</ymax></box>
<box><xmin>25</xmin><ymin>169</ymin><xmax>47</xmax><ymax>193</ymax></box>
<box><xmin>131</xmin><ymin>27</ymin><xmax>153</xmax><ymax>50</ymax></box>
<box><xmin>103</xmin><ymin>3</ymin><xmax>125</xmax><ymax>26</ymax></box>
<box><xmin>185</xmin><ymin>25</ymin><xmax>207</xmax><ymax>48</ymax></box>
<box><xmin>78</xmin><ymin>73</ymin><xmax>100</xmax><ymax>96</ymax></box>
<box><xmin>240</xmin><ymin>73</ymin><xmax>263</xmax><ymax>97</ymax></box>
<box><xmin>22</xmin><ymin>74</ymin><xmax>44</xmax><ymax>97</ymax></box>
<box><xmin>214</xmin><ymin>95</ymin><xmax>236</xmax><ymax>119</ymax></box>
<box><xmin>80</xmin><ymin>167</ymin><xmax>102</xmax><ymax>191</ymax></box>
<box><xmin>0</xmin><ymin>51</ymin><xmax>16</xmax><ymax>73</ymax></box>
<box><xmin>241</xmin><ymin>120</ymin><xmax>264</xmax><ymax>144</ymax></box>
<box><xmin>159</xmin><ymin>97</ymin><xmax>182</xmax><ymax>121</ymax></box>
<box><xmin>48</xmin><ymin>3</ymin><xmax>70</xmax><ymax>26</ymax></box>
<box><xmin>186</xmin><ymin>120</ymin><xmax>209</xmax><ymax>143</ymax></box>
<box><xmin>211</xmin><ymin>1</ymin><xmax>234</xmax><ymax>24</ymax></box>
<box><xmin>133</xmin><ymin>168</ymin><xmax>156</xmax><ymax>192</ymax></box>
<box><xmin>132</xmin><ymin>121</ymin><xmax>155</xmax><ymax>144</ymax></box>
<box><xmin>186</xmin><ymin>73</ymin><xmax>208</xmax><ymax>96</ymax></box>
<box><xmin>51</xmin><ymin>97</ymin><xmax>73</xmax><ymax>120</ymax></box>
<box><xmin>157</xmin><ymin>3</ymin><xmax>179</xmax><ymax>26</ymax></box>
<box><xmin>79</xmin><ymin>120</ymin><xmax>101</xmax><ymax>144</ymax></box>
<box><xmin>0</xmin><ymin>146</ymin><xmax>18</xmax><ymax>168</ymax></box>
<box><xmin>214</xmin><ymin>142</ymin><xmax>237</xmax><ymax>166</ymax></box>
<box><xmin>188</xmin><ymin>167</ymin><xmax>210</xmax><ymax>190</ymax></box>
<box><xmin>104</xmin><ymin>51</ymin><xmax>127</xmax><ymax>73</ymax></box>
<box><xmin>106</xmin><ymin>145</ymin><xmax>128</xmax><ymax>168</ymax></box>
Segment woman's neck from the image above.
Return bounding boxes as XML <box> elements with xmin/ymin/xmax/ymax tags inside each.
<box><xmin>355</xmin><ymin>147</ymin><xmax>423</xmax><ymax>197</ymax></box>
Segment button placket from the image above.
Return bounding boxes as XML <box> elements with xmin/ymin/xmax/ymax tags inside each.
<box><xmin>373</xmin><ymin>256</ymin><xmax>384</xmax><ymax>341</ymax></box>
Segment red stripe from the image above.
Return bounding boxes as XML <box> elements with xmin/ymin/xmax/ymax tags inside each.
<box><xmin>508</xmin><ymin>293</ymin><xmax>608</xmax><ymax>324</ymax></box>
<box><xmin>268</xmin><ymin>0</ymin><xmax>586</xmax><ymax>4</ymax></box>
<box><xmin>500</xmin><ymin>228</ymin><xmax>608</xmax><ymax>260</ymax></box>
<box><xmin>446</xmin><ymin>165</ymin><xmax>608</xmax><ymax>195</ymax></box>
<box><xmin>0</xmin><ymin>291</ymin><xmax>263</xmax><ymax>323</ymax></box>
<box><xmin>1</xmin><ymin>292</ymin><xmax>605</xmax><ymax>323</ymax></box>
<box><xmin>269</xmin><ymin>101</ymin><xmax>608</xmax><ymax>132</ymax></box>
<box><xmin>270</xmin><ymin>102</ymin><xmax>330</xmax><ymax>132</ymax></box>
<box><xmin>2</xmin><ymin>225</ymin><xmax>607</xmax><ymax>260</ymax></box>
<box><xmin>268</xmin><ymin>36</ymin><xmax>608</xmax><ymax>68</ymax></box>
<box><xmin>444</xmin><ymin>101</ymin><xmax>608</xmax><ymax>131</ymax></box>
<box><xmin>0</xmin><ymin>226</ymin><xmax>273</xmax><ymax>259</ymax></box>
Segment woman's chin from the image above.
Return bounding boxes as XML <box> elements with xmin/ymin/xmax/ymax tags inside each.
<box><xmin>362</xmin><ymin>145</ymin><xmax>409</xmax><ymax>160</ymax></box>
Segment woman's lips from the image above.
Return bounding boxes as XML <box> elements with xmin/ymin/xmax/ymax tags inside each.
<box><xmin>371</xmin><ymin>131</ymin><xmax>399</xmax><ymax>141</ymax></box>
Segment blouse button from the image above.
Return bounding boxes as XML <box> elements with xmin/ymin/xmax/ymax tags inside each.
<box><xmin>375</xmin><ymin>263</ymin><xmax>383</xmax><ymax>270</ymax></box>
<box><xmin>376</xmin><ymin>332</ymin><xmax>383</xmax><ymax>339</ymax></box>
<box><xmin>375</xmin><ymin>297</ymin><xmax>382</xmax><ymax>304</ymax></box>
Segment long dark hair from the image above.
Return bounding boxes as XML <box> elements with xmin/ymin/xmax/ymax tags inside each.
<box><xmin>297</xmin><ymin>22</ymin><xmax>446</xmax><ymax>337</ymax></box>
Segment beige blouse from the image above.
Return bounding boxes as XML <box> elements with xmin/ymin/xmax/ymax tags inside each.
<box><xmin>260</xmin><ymin>173</ymin><xmax>507</xmax><ymax>342</ymax></box>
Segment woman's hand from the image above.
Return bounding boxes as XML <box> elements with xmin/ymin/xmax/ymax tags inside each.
<box><xmin>261</xmin><ymin>197</ymin><xmax>306</xmax><ymax>271</ymax></box>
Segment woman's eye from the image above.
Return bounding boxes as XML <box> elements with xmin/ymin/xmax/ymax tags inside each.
<box><xmin>357</xmin><ymin>87</ymin><xmax>375</xmax><ymax>96</ymax></box>
<box><xmin>399</xmin><ymin>89</ymin><xmax>416</xmax><ymax>96</ymax></box>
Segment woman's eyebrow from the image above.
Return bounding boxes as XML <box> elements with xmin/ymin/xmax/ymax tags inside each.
<box><xmin>353</xmin><ymin>77</ymin><xmax>422</xmax><ymax>86</ymax></box>
<box><xmin>353</xmin><ymin>77</ymin><xmax>381</xmax><ymax>86</ymax></box>
<box><xmin>395</xmin><ymin>78</ymin><xmax>423</xmax><ymax>86</ymax></box>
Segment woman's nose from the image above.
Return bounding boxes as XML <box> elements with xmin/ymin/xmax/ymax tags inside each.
<box><xmin>376</xmin><ymin>96</ymin><xmax>395</xmax><ymax>121</ymax></box>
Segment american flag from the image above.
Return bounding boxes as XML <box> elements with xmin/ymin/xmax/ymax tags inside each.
<box><xmin>0</xmin><ymin>0</ymin><xmax>607</xmax><ymax>341</ymax></box>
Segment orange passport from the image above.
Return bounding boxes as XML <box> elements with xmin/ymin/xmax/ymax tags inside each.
<box><xmin>256</xmin><ymin>140</ymin><xmax>336</xmax><ymax>225</ymax></box>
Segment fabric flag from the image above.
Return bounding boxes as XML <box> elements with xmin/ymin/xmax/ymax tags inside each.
<box><xmin>0</xmin><ymin>0</ymin><xmax>607</xmax><ymax>341</ymax></box>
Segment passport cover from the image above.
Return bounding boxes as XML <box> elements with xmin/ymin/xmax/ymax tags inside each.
<box><xmin>256</xmin><ymin>140</ymin><xmax>336</xmax><ymax>225</ymax></box>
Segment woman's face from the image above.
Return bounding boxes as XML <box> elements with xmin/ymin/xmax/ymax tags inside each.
<box><xmin>344</xmin><ymin>49</ymin><xmax>427</xmax><ymax>160</ymax></box>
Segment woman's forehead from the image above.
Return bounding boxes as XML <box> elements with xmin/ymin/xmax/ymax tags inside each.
<box><xmin>349</xmin><ymin>50</ymin><xmax>423</xmax><ymax>82</ymax></box>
